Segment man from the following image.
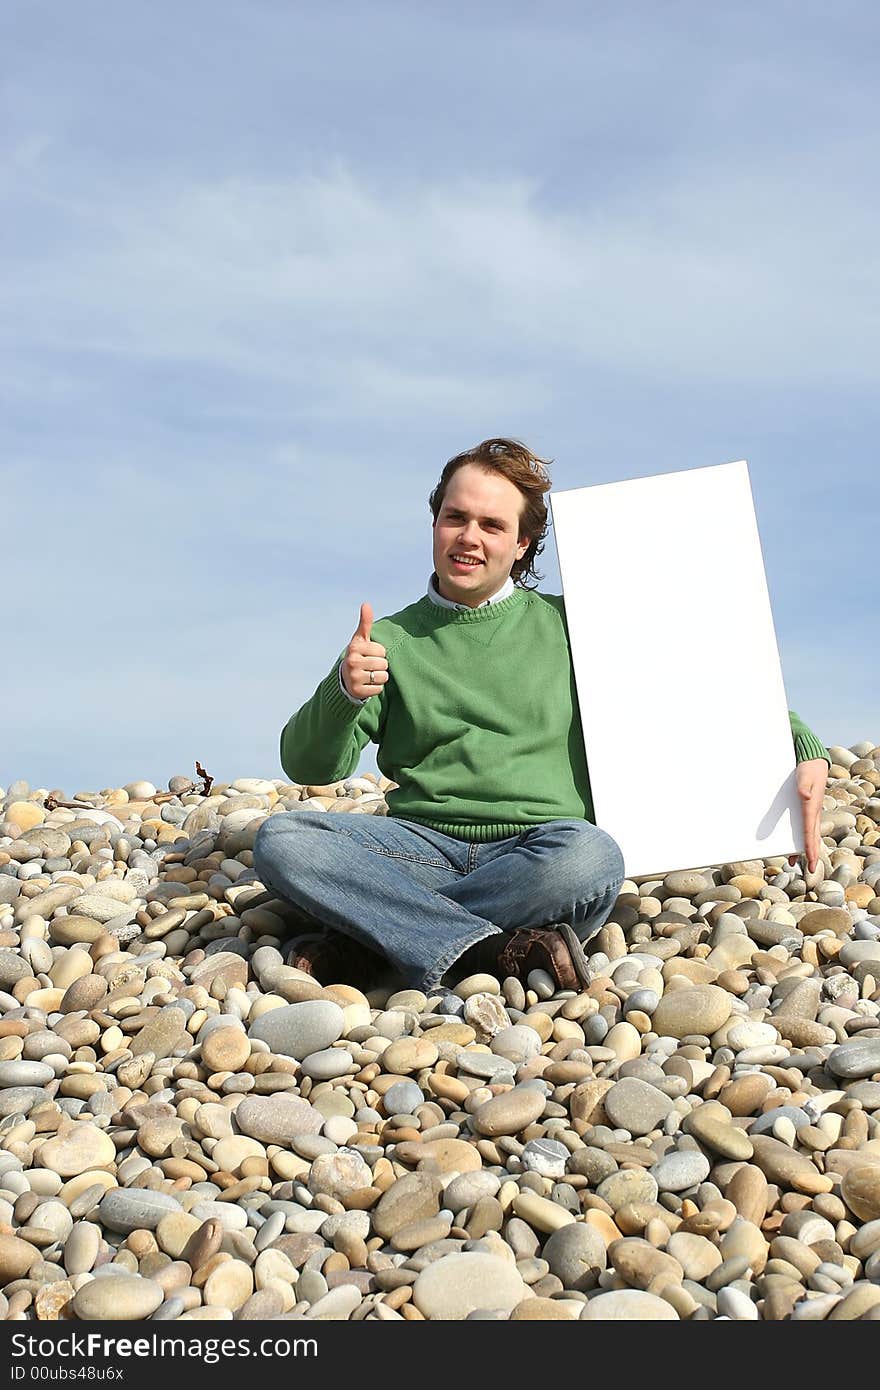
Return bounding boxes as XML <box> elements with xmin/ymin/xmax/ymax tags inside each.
<box><xmin>253</xmin><ymin>439</ymin><xmax>830</xmax><ymax>992</ymax></box>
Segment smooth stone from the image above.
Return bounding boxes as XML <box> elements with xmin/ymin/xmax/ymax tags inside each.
<box><xmin>201</xmin><ymin>1027</ymin><xmax>251</xmax><ymax>1073</ymax></box>
<box><xmin>0</xmin><ymin>1060</ymin><xmax>55</xmax><ymax>1088</ymax></box>
<box><xmin>189</xmin><ymin>1201</ymin><xmax>248</xmax><ymax>1232</ymax></box>
<box><xmin>603</xmin><ymin>1078</ymin><xmax>675</xmax><ymax>1137</ymax></box>
<box><xmin>842</xmin><ymin>1168</ymin><xmax>880</xmax><ymax>1222</ymax></box>
<box><xmin>204</xmin><ymin>1259</ymin><xmax>254</xmax><ymax>1312</ymax></box>
<box><xmin>607</xmin><ymin>1237</ymin><xmax>684</xmax><ymax>1291</ymax></box>
<box><xmin>129</xmin><ymin>1006</ymin><xmax>188</xmax><ymax>1060</ymax></box>
<box><xmin>0</xmin><ymin>1233</ymin><xmax>40</xmax><ymax>1281</ymax></box>
<box><xmin>413</xmin><ymin>1252</ymin><xmax>527</xmax><ymax>1320</ymax></box>
<box><xmin>520</xmin><ymin>1139</ymin><xmax>569</xmax><ymax>1179</ymax></box>
<box><xmin>749</xmin><ymin>1136</ymin><xmax>826</xmax><ymax>1191</ymax></box>
<box><xmin>666</xmin><ymin>1233</ymin><xmax>723</xmax><ymax>1282</ymax></box>
<box><xmin>542</xmin><ymin>1223</ymin><xmax>608</xmax><ymax>1288</ymax></box>
<box><xmin>727</xmin><ymin>1021</ymin><xmax>779</xmax><ymax>1050</ymax></box>
<box><xmin>444</xmin><ymin>1171</ymin><xmax>501</xmax><ymax>1212</ymax></box>
<box><xmin>683</xmin><ymin>1106</ymin><xmax>754</xmax><ymax>1160</ymax></box>
<box><xmin>98</xmin><ymin>1189</ymin><xmax>182</xmax><ymax>1234</ymax></box>
<box><xmin>383</xmin><ymin>1081</ymin><xmax>425</xmax><ymax>1115</ymax></box>
<box><xmin>64</xmin><ymin>1222</ymin><xmax>101</xmax><ymax>1276</ymax></box>
<box><xmin>71</xmin><ymin>1275</ymin><xmax>164</xmax><ymax>1321</ymax></box>
<box><xmin>372</xmin><ymin>1174</ymin><xmax>443</xmax><ymax>1240</ymax></box>
<box><xmin>596</xmin><ymin>1169</ymin><xmax>659</xmax><ymax>1212</ymax></box>
<box><xmin>234</xmin><ymin>1094</ymin><xmax>323</xmax><ymax>1144</ymax></box>
<box><xmin>827</xmin><ymin>1039</ymin><xmax>880</xmax><ymax>1079</ymax></box>
<box><xmin>38</xmin><ymin>1125</ymin><xmax>116</xmax><ymax>1177</ymax></box>
<box><xmin>511</xmin><ymin>1191</ymin><xmax>577</xmax><ymax>1233</ymax></box>
<box><xmin>490</xmin><ymin>1025</ymin><xmax>543</xmax><ymax>1064</ymax></box>
<box><xmin>717</xmin><ymin>1286</ymin><xmax>760</xmax><ymax>1319</ymax></box>
<box><xmin>650</xmin><ymin>1150</ymin><xmax>711</xmax><ymax>1192</ymax></box>
<box><xmin>301</xmin><ymin>1048</ymin><xmax>353</xmax><ymax>1081</ymax></box>
<box><xmin>652</xmin><ymin>985</ymin><xmax>732</xmax><ymax>1039</ymax></box>
<box><xmin>249</xmin><ymin>1000</ymin><xmax>345</xmax><ymax>1059</ymax></box>
<box><xmin>471</xmin><ymin>1087</ymin><xmax>546</xmax><ymax>1137</ymax></box>
<box><xmin>381</xmin><ymin>1037</ymin><xmax>439</xmax><ymax>1073</ymax></box>
<box><xmin>581</xmin><ymin>1290</ymin><xmax>679</xmax><ymax>1320</ymax></box>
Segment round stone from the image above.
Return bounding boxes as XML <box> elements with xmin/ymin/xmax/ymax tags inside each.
<box><xmin>98</xmin><ymin>1189</ymin><xmax>182</xmax><ymax>1234</ymax></box>
<box><xmin>472</xmin><ymin>1087</ymin><xmax>547</xmax><ymax>1137</ymax></box>
<box><xmin>204</xmin><ymin>1259</ymin><xmax>254</xmax><ymax>1311</ymax></box>
<box><xmin>827</xmin><ymin>1039</ymin><xmax>880</xmax><ymax>1080</ymax></box>
<box><xmin>212</xmin><ymin>1136</ymin><xmax>266</xmax><ymax>1172</ymax></box>
<box><xmin>381</xmin><ymin>1037</ymin><xmax>439</xmax><ymax>1073</ymax></box>
<box><xmin>201</xmin><ymin>1027</ymin><xmax>250</xmax><ymax>1073</ymax></box>
<box><xmin>666</xmin><ymin>1233</ymin><xmax>722</xmax><ymax>1281</ymax></box>
<box><xmin>300</xmin><ymin>1047</ymin><xmax>353</xmax><ymax>1080</ymax></box>
<box><xmin>0</xmin><ymin>1060</ymin><xmax>55</xmax><ymax>1088</ymax></box>
<box><xmin>413</xmin><ymin>1252</ymin><xmax>527</xmax><ymax>1320</ymax></box>
<box><xmin>0</xmin><ymin>1233</ymin><xmax>40</xmax><ymax>1281</ymax></box>
<box><xmin>597</xmin><ymin>1169</ymin><xmax>659</xmax><ymax>1212</ymax></box>
<box><xmin>651</xmin><ymin>1150</ymin><xmax>711</xmax><ymax>1192</ymax></box>
<box><xmin>383</xmin><ymin>1080</ymin><xmax>425</xmax><ymax>1115</ymax></box>
<box><xmin>234</xmin><ymin>1094</ymin><xmax>323</xmax><ymax>1144</ymax></box>
<box><xmin>249</xmin><ymin>1000</ymin><xmax>344</xmax><ymax>1059</ymax></box>
<box><xmin>603</xmin><ymin>1078</ymin><xmax>675</xmax><ymax>1136</ymax></box>
<box><xmin>652</xmin><ymin>985</ymin><xmax>733</xmax><ymax>1039</ymax></box>
<box><xmin>372</xmin><ymin>1174</ymin><xmax>443</xmax><ymax>1239</ymax></box>
<box><xmin>6</xmin><ymin>802</ymin><xmax>46</xmax><ymax>832</ymax></box>
<box><xmin>542</xmin><ymin>1222</ymin><xmax>608</xmax><ymax>1288</ymax></box>
<box><xmin>581</xmin><ymin>1290</ymin><xmax>679</xmax><ymax>1320</ymax></box>
<box><xmin>38</xmin><ymin>1125</ymin><xmax>116</xmax><ymax>1177</ymax></box>
<box><xmin>71</xmin><ymin>1275</ymin><xmax>164</xmax><ymax>1321</ymax></box>
<box><xmin>64</xmin><ymin>1222</ymin><xmax>101</xmax><ymax>1275</ymax></box>
<box><xmin>842</xmin><ymin>1168</ymin><xmax>880</xmax><ymax>1222</ymax></box>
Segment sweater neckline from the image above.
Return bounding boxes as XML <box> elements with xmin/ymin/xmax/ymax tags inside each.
<box><xmin>415</xmin><ymin>587</ymin><xmax>529</xmax><ymax>624</ymax></box>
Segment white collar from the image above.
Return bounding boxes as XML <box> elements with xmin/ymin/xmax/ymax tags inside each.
<box><xmin>427</xmin><ymin>571</ymin><xmax>515</xmax><ymax>610</ymax></box>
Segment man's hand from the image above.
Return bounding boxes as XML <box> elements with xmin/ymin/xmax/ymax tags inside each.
<box><xmin>341</xmin><ymin>602</ymin><xmax>389</xmax><ymax>700</ymax></box>
<box><xmin>788</xmin><ymin>758</ymin><xmax>830</xmax><ymax>874</ymax></box>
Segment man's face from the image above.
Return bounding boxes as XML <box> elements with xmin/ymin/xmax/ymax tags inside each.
<box><xmin>432</xmin><ymin>463</ymin><xmax>531</xmax><ymax>608</ymax></box>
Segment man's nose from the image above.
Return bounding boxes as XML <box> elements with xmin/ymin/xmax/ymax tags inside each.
<box><xmin>458</xmin><ymin>521</ymin><xmax>481</xmax><ymax>545</ymax></box>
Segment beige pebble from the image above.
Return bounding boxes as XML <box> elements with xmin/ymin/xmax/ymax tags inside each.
<box><xmin>203</xmin><ymin>1258</ymin><xmax>254</xmax><ymax>1311</ymax></box>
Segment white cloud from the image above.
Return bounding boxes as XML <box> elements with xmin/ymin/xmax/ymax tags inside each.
<box><xmin>4</xmin><ymin>164</ymin><xmax>880</xmax><ymax>419</ymax></box>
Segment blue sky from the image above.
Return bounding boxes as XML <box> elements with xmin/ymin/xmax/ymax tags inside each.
<box><xmin>3</xmin><ymin>1</ymin><xmax>878</xmax><ymax>792</ymax></box>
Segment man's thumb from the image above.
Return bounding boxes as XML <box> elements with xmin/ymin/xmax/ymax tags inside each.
<box><xmin>356</xmin><ymin>601</ymin><xmax>373</xmax><ymax>641</ymax></box>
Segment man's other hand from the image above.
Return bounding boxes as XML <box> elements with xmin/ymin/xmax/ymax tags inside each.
<box><xmin>788</xmin><ymin>758</ymin><xmax>830</xmax><ymax>874</ymax></box>
<box><xmin>341</xmin><ymin>602</ymin><xmax>389</xmax><ymax>700</ymax></box>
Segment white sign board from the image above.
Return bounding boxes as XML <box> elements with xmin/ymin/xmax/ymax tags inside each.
<box><xmin>550</xmin><ymin>461</ymin><xmax>801</xmax><ymax>879</ymax></box>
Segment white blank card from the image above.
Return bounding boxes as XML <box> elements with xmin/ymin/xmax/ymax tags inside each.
<box><xmin>550</xmin><ymin>461</ymin><xmax>802</xmax><ymax>879</ymax></box>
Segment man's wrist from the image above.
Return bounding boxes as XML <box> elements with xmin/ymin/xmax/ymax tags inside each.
<box><xmin>339</xmin><ymin>662</ymin><xmax>368</xmax><ymax>706</ymax></box>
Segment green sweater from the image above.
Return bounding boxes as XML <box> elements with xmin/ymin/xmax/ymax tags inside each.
<box><xmin>280</xmin><ymin>587</ymin><xmax>830</xmax><ymax>842</ymax></box>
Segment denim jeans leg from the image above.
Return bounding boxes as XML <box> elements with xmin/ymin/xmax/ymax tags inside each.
<box><xmin>251</xmin><ymin>812</ymin><xmax>502</xmax><ymax>991</ymax></box>
<box><xmin>439</xmin><ymin>819</ymin><xmax>625</xmax><ymax>946</ymax></box>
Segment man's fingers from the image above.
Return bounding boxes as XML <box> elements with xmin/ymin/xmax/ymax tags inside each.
<box><xmin>346</xmin><ymin>667</ymin><xmax>389</xmax><ymax>698</ymax></box>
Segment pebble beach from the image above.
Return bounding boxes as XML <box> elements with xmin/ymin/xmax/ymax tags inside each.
<box><xmin>1</xmin><ymin>743</ymin><xmax>880</xmax><ymax>1323</ymax></box>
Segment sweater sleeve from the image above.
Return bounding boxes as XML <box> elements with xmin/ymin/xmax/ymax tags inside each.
<box><xmin>789</xmin><ymin>710</ymin><xmax>831</xmax><ymax>767</ymax></box>
<box><xmin>280</xmin><ymin>651</ymin><xmax>385</xmax><ymax>784</ymax></box>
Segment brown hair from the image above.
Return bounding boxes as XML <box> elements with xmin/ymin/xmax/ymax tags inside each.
<box><xmin>428</xmin><ymin>438</ymin><xmax>552</xmax><ymax>588</ymax></box>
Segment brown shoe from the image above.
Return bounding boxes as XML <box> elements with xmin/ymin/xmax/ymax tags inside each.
<box><xmin>496</xmin><ymin>923</ymin><xmax>592</xmax><ymax>990</ymax></box>
<box><xmin>285</xmin><ymin>930</ymin><xmax>383</xmax><ymax>987</ymax></box>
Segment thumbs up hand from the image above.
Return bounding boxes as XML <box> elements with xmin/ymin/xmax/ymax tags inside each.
<box><xmin>341</xmin><ymin>602</ymin><xmax>389</xmax><ymax>700</ymax></box>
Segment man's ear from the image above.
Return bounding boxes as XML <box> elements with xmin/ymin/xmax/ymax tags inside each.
<box><xmin>516</xmin><ymin>535</ymin><xmax>530</xmax><ymax>560</ymax></box>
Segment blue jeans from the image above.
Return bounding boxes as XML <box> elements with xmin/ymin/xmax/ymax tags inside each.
<box><xmin>252</xmin><ymin>811</ymin><xmax>625</xmax><ymax>992</ymax></box>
